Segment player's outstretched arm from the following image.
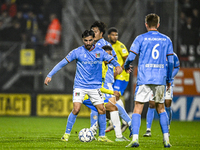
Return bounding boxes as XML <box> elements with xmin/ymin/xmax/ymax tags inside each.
<box><xmin>44</xmin><ymin>77</ymin><xmax>51</xmax><ymax>86</ymax></box>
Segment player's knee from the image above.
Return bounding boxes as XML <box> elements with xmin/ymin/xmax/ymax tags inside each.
<box><xmin>72</xmin><ymin>107</ymin><xmax>80</xmax><ymax>115</ymax></box>
<box><xmin>98</xmin><ymin>107</ymin><xmax>106</xmax><ymax>114</ymax></box>
<box><xmin>165</xmin><ymin>99</ymin><xmax>171</xmax><ymax>107</ymax></box>
<box><xmin>107</xmin><ymin>104</ymin><xmax>118</xmax><ymax>112</ymax></box>
<box><xmin>156</xmin><ymin>103</ymin><xmax>165</xmax><ymax>114</ymax></box>
<box><xmin>149</xmin><ymin>101</ymin><xmax>155</xmax><ymax>108</ymax></box>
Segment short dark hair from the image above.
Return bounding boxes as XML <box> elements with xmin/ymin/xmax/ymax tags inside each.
<box><xmin>145</xmin><ymin>13</ymin><xmax>160</xmax><ymax>28</ymax></box>
<box><xmin>102</xmin><ymin>45</ymin><xmax>112</xmax><ymax>51</ymax></box>
<box><xmin>90</xmin><ymin>21</ymin><xmax>106</xmax><ymax>35</ymax></box>
<box><xmin>82</xmin><ymin>30</ymin><xmax>95</xmax><ymax>38</ymax></box>
<box><xmin>107</xmin><ymin>27</ymin><xmax>118</xmax><ymax>35</ymax></box>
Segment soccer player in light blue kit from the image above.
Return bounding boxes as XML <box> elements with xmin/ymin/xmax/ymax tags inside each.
<box><xmin>89</xmin><ymin>21</ymin><xmax>132</xmax><ymax>137</ymax></box>
<box><xmin>143</xmin><ymin>52</ymin><xmax>180</xmax><ymax>137</ymax></box>
<box><xmin>44</xmin><ymin>30</ymin><xmax>122</xmax><ymax>142</ymax></box>
<box><xmin>89</xmin><ymin>21</ymin><xmax>118</xmax><ymax>127</ymax></box>
<box><xmin>125</xmin><ymin>13</ymin><xmax>174</xmax><ymax>148</ymax></box>
<box><xmin>83</xmin><ymin>45</ymin><xmax>130</xmax><ymax>141</ymax></box>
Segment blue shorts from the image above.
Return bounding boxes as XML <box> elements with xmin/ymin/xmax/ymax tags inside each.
<box><xmin>83</xmin><ymin>99</ymin><xmax>109</xmax><ymax>112</ymax></box>
<box><xmin>113</xmin><ymin>80</ymin><xmax>129</xmax><ymax>95</ymax></box>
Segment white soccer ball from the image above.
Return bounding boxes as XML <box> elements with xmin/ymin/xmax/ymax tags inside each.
<box><xmin>78</xmin><ymin>128</ymin><xmax>94</xmax><ymax>142</ymax></box>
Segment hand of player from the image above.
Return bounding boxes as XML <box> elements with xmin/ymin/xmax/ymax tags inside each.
<box><xmin>114</xmin><ymin>91</ymin><xmax>120</xmax><ymax>97</ymax></box>
<box><xmin>115</xmin><ymin>66</ymin><xmax>123</xmax><ymax>75</ymax></box>
<box><xmin>44</xmin><ymin>77</ymin><xmax>51</xmax><ymax>85</ymax></box>
<box><xmin>125</xmin><ymin>65</ymin><xmax>133</xmax><ymax>73</ymax></box>
<box><xmin>166</xmin><ymin>82</ymin><xmax>171</xmax><ymax>91</ymax></box>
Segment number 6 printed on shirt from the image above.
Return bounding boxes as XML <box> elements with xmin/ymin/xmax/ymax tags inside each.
<box><xmin>152</xmin><ymin>44</ymin><xmax>159</xmax><ymax>59</ymax></box>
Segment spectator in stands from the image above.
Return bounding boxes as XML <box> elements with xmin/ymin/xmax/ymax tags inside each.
<box><xmin>0</xmin><ymin>11</ymin><xmax>12</xmax><ymax>29</ymax></box>
<box><xmin>12</xmin><ymin>11</ymin><xmax>26</xmax><ymax>30</ymax></box>
<box><xmin>192</xmin><ymin>8</ymin><xmax>200</xmax><ymax>30</ymax></box>
<box><xmin>44</xmin><ymin>13</ymin><xmax>61</xmax><ymax>59</ymax></box>
<box><xmin>44</xmin><ymin>13</ymin><xmax>61</xmax><ymax>45</ymax></box>
<box><xmin>5</xmin><ymin>21</ymin><xmax>22</xmax><ymax>41</ymax></box>
<box><xmin>181</xmin><ymin>16</ymin><xmax>199</xmax><ymax>46</ymax></box>
<box><xmin>181</xmin><ymin>0</ymin><xmax>193</xmax><ymax>16</ymax></box>
<box><xmin>1</xmin><ymin>0</ymin><xmax>17</xmax><ymax>18</ymax></box>
<box><xmin>179</xmin><ymin>11</ymin><xmax>186</xmax><ymax>28</ymax></box>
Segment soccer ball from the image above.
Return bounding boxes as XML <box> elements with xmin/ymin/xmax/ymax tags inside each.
<box><xmin>78</xmin><ymin>128</ymin><xmax>94</xmax><ymax>142</ymax></box>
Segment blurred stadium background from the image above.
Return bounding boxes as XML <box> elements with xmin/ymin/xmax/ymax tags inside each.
<box><xmin>0</xmin><ymin>0</ymin><xmax>199</xmax><ymax>121</ymax></box>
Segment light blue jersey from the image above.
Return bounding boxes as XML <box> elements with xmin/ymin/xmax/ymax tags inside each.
<box><xmin>47</xmin><ymin>45</ymin><xmax>120</xmax><ymax>89</ymax></box>
<box><xmin>171</xmin><ymin>53</ymin><xmax>180</xmax><ymax>86</ymax></box>
<box><xmin>96</xmin><ymin>38</ymin><xmax>117</xmax><ymax>60</ymax></box>
<box><xmin>104</xmin><ymin>64</ymin><xmax>115</xmax><ymax>85</ymax></box>
<box><xmin>125</xmin><ymin>31</ymin><xmax>174</xmax><ymax>85</ymax></box>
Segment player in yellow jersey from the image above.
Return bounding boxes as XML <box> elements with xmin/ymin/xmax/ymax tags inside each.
<box><xmin>106</xmin><ymin>27</ymin><xmax>131</xmax><ymax>133</ymax></box>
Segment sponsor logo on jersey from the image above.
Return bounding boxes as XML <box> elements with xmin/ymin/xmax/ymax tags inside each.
<box><xmin>145</xmin><ymin>64</ymin><xmax>164</xmax><ymax>68</ymax></box>
<box><xmin>95</xmin><ymin>53</ymin><xmax>100</xmax><ymax>58</ymax></box>
<box><xmin>122</xmin><ymin>49</ymin><xmax>127</xmax><ymax>53</ymax></box>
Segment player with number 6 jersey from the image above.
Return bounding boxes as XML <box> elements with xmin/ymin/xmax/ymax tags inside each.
<box><xmin>125</xmin><ymin>13</ymin><xmax>174</xmax><ymax>148</ymax></box>
<box><xmin>125</xmin><ymin>31</ymin><xmax>174</xmax><ymax>86</ymax></box>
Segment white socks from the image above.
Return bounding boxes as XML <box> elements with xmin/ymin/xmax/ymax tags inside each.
<box><xmin>110</xmin><ymin>111</ymin><xmax>122</xmax><ymax>138</ymax></box>
<box><xmin>163</xmin><ymin>133</ymin><xmax>169</xmax><ymax>142</ymax></box>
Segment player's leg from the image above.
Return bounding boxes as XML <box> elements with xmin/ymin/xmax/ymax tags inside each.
<box><xmin>90</xmin><ymin>89</ymin><xmax>113</xmax><ymax>142</ymax></box>
<box><xmin>126</xmin><ymin>85</ymin><xmax>152</xmax><ymax>147</ymax></box>
<box><xmin>143</xmin><ymin>100</ymin><xmax>155</xmax><ymax>137</ymax></box>
<box><xmin>154</xmin><ymin>85</ymin><xmax>171</xmax><ymax>147</ymax></box>
<box><xmin>165</xmin><ymin>86</ymin><xmax>173</xmax><ymax>135</ymax></box>
<box><xmin>107</xmin><ymin>94</ymin><xmax>132</xmax><ymax>137</ymax></box>
<box><xmin>82</xmin><ymin>99</ymin><xmax>99</xmax><ymax>135</ymax></box>
<box><xmin>115</xmin><ymin>102</ymin><xmax>132</xmax><ymax>136</ymax></box>
<box><xmin>90</xmin><ymin>110</ymin><xmax>98</xmax><ymax>127</ymax></box>
<box><xmin>126</xmin><ymin>101</ymin><xmax>143</xmax><ymax>147</ymax></box>
<box><xmin>61</xmin><ymin>102</ymin><xmax>81</xmax><ymax>141</ymax></box>
<box><xmin>106</xmin><ymin>98</ymin><xmax>129</xmax><ymax>141</ymax></box>
<box><xmin>113</xmin><ymin>80</ymin><xmax>130</xmax><ymax>132</ymax></box>
<box><xmin>61</xmin><ymin>88</ymin><xmax>85</xmax><ymax>142</ymax></box>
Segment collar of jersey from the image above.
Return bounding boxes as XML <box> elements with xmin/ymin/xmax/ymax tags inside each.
<box><xmin>97</xmin><ymin>37</ymin><xmax>103</xmax><ymax>42</ymax></box>
<box><xmin>148</xmin><ymin>29</ymin><xmax>158</xmax><ymax>32</ymax></box>
<box><xmin>88</xmin><ymin>45</ymin><xmax>95</xmax><ymax>52</ymax></box>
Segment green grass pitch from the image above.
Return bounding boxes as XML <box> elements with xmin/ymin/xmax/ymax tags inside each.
<box><xmin>0</xmin><ymin>116</ymin><xmax>200</xmax><ymax>150</ymax></box>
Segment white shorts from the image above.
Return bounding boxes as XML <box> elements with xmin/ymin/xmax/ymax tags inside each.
<box><xmin>73</xmin><ymin>88</ymin><xmax>104</xmax><ymax>105</ymax></box>
<box><xmin>135</xmin><ymin>84</ymin><xmax>165</xmax><ymax>103</ymax></box>
<box><xmin>165</xmin><ymin>86</ymin><xmax>173</xmax><ymax>100</ymax></box>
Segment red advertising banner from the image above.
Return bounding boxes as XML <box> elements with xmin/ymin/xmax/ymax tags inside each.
<box><xmin>133</xmin><ymin>68</ymin><xmax>200</xmax><ymax>96</ymax></box>
<box><xmin>173</xmin><ymin>68</ymin><xmax>200</xmax><ymax>96</ymax></box>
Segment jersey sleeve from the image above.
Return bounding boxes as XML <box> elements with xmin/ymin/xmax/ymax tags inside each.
<box><xmin>129</xmin><ymin>35</ymin><xmax>142</xmax><ymax>55</ymax></box>
<box><xmin>100</xmin><ymin>87</ymin><xmax>114</xmax><ymax>95</ymax></box>
<box><xmin>108</xmin><ymin>42</ymin><xmax>117</xmax><ymax>60</ymax></box>
<box><xmin>174</xmin><ymin>53</ymin><xmax>180</xmax><ymax>68</ymax></box>
<box><xmin>47</xmin><ymin>58</ymin><xmax>68</xmax><ymax>78</ymax></box>
<box><xmin>103</xmin><ymin>50</ymin><xmax>120</xmax><ymax>67</ymax></box>
<box><xmin>65</xmin><ymin>49</ymin><xmax>77</xmax><ymax>62</ymax></box>
<box><xmin>166</xmin><ymin>39</ymin><xmax>174</xmax><ymax>56</ymax></box>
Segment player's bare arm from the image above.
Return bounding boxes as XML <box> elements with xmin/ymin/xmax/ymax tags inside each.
<box><xmin>115</xmin><ymin>66</ymin><xmax>123</xmax><ymax>74</ymax></box>
<box><xmin>113</xmin><ymin>91</ymin><xmax>120</xmax><ymax>97</ymax></box>
<box><xmin>44</xmin><ymin>77</ymin><xmax>51</xmax><ymax>85</ymax></box>
<box><xmin>122</xmin><ymin>56</ymin><xmax>128</xmax><ymax>70</ymax></box>
<box><xmin>166</xmin><ymin>82</ymin><xmax>171</xmax><ymax>91</ymax></box>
